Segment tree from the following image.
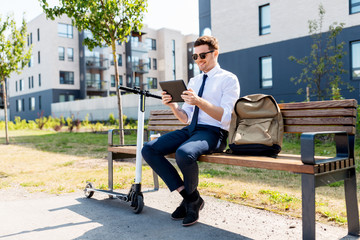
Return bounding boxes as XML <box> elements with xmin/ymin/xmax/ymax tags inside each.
<box><xmin>289</xmin><ymin>4</ymin><xmax>353</xmax><ymax>101</ymax></box>
<box><xmin>0</xmin><ymin>15</ymin><xmax>32</xmax><ymax>144</ymax></box>
<box><xmin>39</xmin><ymin>0</ymin><xmax>148</xmax><ymax>144</ymax></box>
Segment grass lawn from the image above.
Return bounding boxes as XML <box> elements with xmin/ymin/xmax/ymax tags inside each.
<box><xmin>0</xmin><ymin>129</ymin><xmax>359</xmax><ymax>226</ymax></box>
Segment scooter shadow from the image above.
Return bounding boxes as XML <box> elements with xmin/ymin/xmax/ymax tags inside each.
<box><xmin>50</xmin><ymin>195</ymin><xmax>252</xmax><ymax>240</ymax></box>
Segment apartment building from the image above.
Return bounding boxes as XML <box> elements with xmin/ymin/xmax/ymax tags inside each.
<box><xmin>199</xmin><ymin>0</ymin><xmax>360</xmax><ymax>102</ymax></box>
<box><xmin>8</xmin><ymin>13</ymin><xmax>198</xmax><ymax>120</ymax></box>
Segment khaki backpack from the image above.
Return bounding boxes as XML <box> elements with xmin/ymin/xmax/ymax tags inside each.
<box><xmin>228</xmin><ymin>94</ymin><xmax>284</xmax><ymax>157</ymax></box>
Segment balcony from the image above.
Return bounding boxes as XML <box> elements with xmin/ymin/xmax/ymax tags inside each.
<box><xmin>131</xmin><ymin>41</ymin><xmax>149</xmax><ymax>53</ymax></box>
<box><xmin>132</xmin><ymin>62</ymin><xmax>149</xmax><ymax>74</ymax></box>
<box><xmin>85</xmin><ymin>57</ymin><xmax>109</xmax><ymax>70</ymax></box>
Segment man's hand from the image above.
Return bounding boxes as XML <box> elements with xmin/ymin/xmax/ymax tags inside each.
<box><xmin>181</xmin><ymin>89</ymin><xmax>201</xmax><ymax>106</ymax></box>
<box><xmin>162</xmin><ymin>91</ymin><xmax>178</xmax><ymax>108</ymax></box>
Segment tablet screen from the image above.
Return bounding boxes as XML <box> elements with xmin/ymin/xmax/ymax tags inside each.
<box><xmin>159</xmin><ymin>80</ymin><xmax>187</xmax><ymax>102</ymax></box>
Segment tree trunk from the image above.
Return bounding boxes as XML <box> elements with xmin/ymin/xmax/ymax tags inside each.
<box><xmin>2</xmin><ymin>80</ymin><xmax>9</xmax><ymax>144</ymax></box>
<box><xmin>111</xmin><ymin>40</ymin><xmax>124</xmax><ymax>145</ymax></box>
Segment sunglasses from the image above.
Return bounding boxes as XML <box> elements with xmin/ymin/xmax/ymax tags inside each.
<box><xmin>192</xmin><ymin>50</ymin><xmax>214</xmax><ymax>60</ymax></box>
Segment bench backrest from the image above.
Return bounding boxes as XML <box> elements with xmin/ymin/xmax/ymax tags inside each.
<box><xmin>148</xmin><ymin>99</ymin><xmax>358</xmax><ymax>135</ymax></box>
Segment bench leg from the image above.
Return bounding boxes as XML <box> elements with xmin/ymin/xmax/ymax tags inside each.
<box><xmin>302</xmin><ymin>174</ymin><xmax>316</xmax><ymax>240</ymax></box>
<box><xmin>108</xmin><ymin>151</ymin><xmax>113</xmax><ymax>191</ymax></box>
<box><xmin>344</xmin><ymin>167</ymin><xmax>360</xmax><ymax>236</ymax></box>
<box><xmin>152</xmin><ymin>170</ymin><xmax>159</xmax><ymax>191</ymax></box>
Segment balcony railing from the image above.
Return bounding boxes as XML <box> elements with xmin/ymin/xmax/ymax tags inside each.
<box><xmin>85</xmin><ymin>57</ymin><xmax>109</xmax><ymax>70</ymax></box>
<box><xmin>132</xmin><ymin>63</ymin><xmax>149</xmax><ymax>73</ymax></box>
<box><xmin>131</xmin><ymin>41</ymin><xmax>149</xmax><ymax>53</ymax></box>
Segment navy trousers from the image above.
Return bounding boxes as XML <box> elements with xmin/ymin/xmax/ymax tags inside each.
<box><xmin>141</xmin><ymin>124</ymin><xmax>227</xmax><ymax>194</ymax></box>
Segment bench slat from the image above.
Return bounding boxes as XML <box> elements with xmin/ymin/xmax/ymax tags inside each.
<box><xmin>279</xmin><ymin>99</ymin><xmax>357</xmax><ymax>110</ymax></box>
<box><xmin>284</xmin><ymin>125</ymin><xmax>356</xmax><ymax>134</ymax></box>
<box><xmin>149</xmin><ymin>115</ymin><xmax>179</xmax><ymax>120</ymax></box>
<box><xmin>148</xmin><ymin>126</ymin><xmax>186</xmax><ymax>131</ymax></box>
<box><xmin>281</xmin><ymin>108</ymin><xmax>356</xmax><ymax>118</ymax></box>
<box><xmin>198</xmin><ymin>154</ymin><xmax>315</xmax><ymax>174</ymax></box>
<box><xmin>284</xmin><ymin>117</ymin><xmax>356</xmax><ymax>125</ymax></box>
<box><xmin>148</xmin><ymin>120</ymin><xmax>187</xmax><ymax>126</ymax></box>
<box><xmin>149</xmin><ymin>109</ymin><xmax>173</xmax><ymax>115</ymax></box>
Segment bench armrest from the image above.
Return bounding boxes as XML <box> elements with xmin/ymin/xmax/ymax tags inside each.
<box><xmin>301</xmin><ymin>131</ymin><xmax>349</xmax><ymax>165</ymax></box>
<box><xmin>108</xmin><ymin>129</ymin><xmax>120</xmax><ymax>146</ymax></box>
<box><xmin>108</xmin><ymin>128</ymin><xmax>149</xmax><ymax>146</ymax></box>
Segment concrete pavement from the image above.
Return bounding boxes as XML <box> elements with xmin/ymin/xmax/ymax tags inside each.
<box><xmin>0</xmin><ymin>188</ymin><xmax>357</xmax><ymax>240</ymax></box>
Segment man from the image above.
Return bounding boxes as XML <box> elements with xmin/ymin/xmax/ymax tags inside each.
<box><xmin>142</xmin><ymin>36</ymin><xmax>240</xmax><ymax>226</ymax></box>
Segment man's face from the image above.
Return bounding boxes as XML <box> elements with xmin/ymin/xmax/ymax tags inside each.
<box><xmin>193</xmin><ymin>45</ymin><xmax>218</xmax><ymax>73</ymax></box>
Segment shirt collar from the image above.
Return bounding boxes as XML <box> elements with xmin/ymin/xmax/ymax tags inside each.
<box><xmin>203</xmin><ymin>64</ymin><xmax>220</xmax><ymax>79</ymax></box>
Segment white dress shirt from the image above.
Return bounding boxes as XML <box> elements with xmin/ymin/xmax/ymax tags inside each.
<box><xmin>182</xmin><ymin>64</ymin><xmax>240</xmax><ymax>131</ymax></box>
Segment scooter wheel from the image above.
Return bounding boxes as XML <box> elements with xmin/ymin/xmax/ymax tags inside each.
<box><xmin>133</xmin><ymin>195</ymin><xmax>144</xmax><ymax>214</ymax></box>
<box><xmin>84</xmin><ymin>182</ymin><xmax>94</xmax><ymax>198</ymax></box>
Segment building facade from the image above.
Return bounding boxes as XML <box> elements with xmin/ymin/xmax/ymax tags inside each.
<box><xmin>199</xmin><ymin>0</ymin><xmax>360</xmax><ymax>103</ymax></box>
<box><xmin>8</xmin><ymin>13</ymin><xmax>198</xmax><ymax>120</ymax></box>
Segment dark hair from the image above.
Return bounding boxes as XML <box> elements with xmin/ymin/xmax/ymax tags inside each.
<box><xmin>194</xmin><ymin>36</ymin><xmax>219</xmax><ymax>51</ymax></box>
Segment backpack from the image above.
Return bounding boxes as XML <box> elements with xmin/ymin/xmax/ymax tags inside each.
<box><xmin>227</xmin><ymin>94</ymin><xmax>284</xmax><ymax>158</ymax></box>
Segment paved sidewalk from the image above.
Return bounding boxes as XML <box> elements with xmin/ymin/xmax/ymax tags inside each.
<box><xmin>0</xmin><ymin>188</ymin><xmax>358</xmax><ymax>240</ymax></box>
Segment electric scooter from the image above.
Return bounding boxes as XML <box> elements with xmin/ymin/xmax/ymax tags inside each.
<box><xmin>84</xmin><ymin>86</ymin><xmax>161</xmax><ymax>214</ymax></box>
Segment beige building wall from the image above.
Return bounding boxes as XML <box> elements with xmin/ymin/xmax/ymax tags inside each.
<box><xmin>9</xmin><ymin>13</ymin><xmax>80</xmax><ymax>97</ymax></box>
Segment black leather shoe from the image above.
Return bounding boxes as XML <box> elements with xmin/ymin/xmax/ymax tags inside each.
<box><xmin>182</xmin><ymin>197</ymin><xmax>204</xmax><ymax>227</ymax></box>
<box><xmin>171</xmin><ymin>199</ymin><xmax>186</xmax><ymax>220</ymax></box>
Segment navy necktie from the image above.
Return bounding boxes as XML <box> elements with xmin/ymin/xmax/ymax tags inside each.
<box><xmin>188</xmin><ymin>74</ymin><xmax>208</xmax><ymax>133</ymax></box>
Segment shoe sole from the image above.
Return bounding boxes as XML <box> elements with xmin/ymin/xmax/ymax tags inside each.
<box><xmin>171</xmin><ymin>216</ymin><xmax>184</xmax><ymax>221</ymax></box>
<box><xmin>182</xmin><ymin>200</ymin><xmax>205</xmax><ymax>227</ymax></box>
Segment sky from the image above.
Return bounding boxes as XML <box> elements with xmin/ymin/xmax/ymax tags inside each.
<box><xmin>0</xmin><ymin>0</ymin><xmax>199</xmax><ymax>35</ymax></box>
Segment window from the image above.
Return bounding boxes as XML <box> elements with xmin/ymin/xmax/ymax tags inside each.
<box><xmin>38</xmin><ymin>74</ymin><xmax>41</xmax><ymax>87</ymax></box>
<box><xmin>67</xmin><ymin>48</ymin><xmax>74</xmax><ymax>61</ymax></box>
<box><xmin>58</xmin><ymin>23</ymin><xmax>73</xmax><ymax>38</ymax></box>
<box><xmin>350</xmin><ymin>0</ymin><xmax>360</xmax><ymax>14</ymax></box>
<box><xmin>118</xmin><ymin>54</ymin><xmax>122</xmax><ymax>66</ymax></box>
<box><xmin>111</xmin><ymin>75</ymin><xmax>115</xmax><ymax>87</ymax></box>
<box><xmin>29</xmin><ymin>97</ymin><xmax>35</xmax><ymax>111</ymax></box>
<box><xmin>39</xmin><ymin>96</ymin><xmax>41</xmax><ymax>110</ymax></box>
<box><xmin>58</xmin><ymin>47</ymin><xmax>65</xmax><ymax>61</ymax></box>
<box><xmin>60</xmin><ymin>71</ymin><xmax>74</xmax><ymax>84</ymax></box>
<box><xmin>15</xmin><ymin>81</ymin><xmax>18</xmax><ymax>92</ymax></box>
<box><xmin>259</xmin><ymin>4</ymin><xmax>271</xmax><ymax>35</ymax></box>
<box><xmin>260</xmin><ymin>56</ymin><xmax>273</xmax><ymax>88</ymax></box>
<box><xmin>148</xmin><ymin>57</ymin><xmax>151</xmax><ymax>69</ymax></box>
<box><xmin>28</xmin><ymin>55</ymin><xmax>34</xmax><ymax>67</ymax></box>
<box><xmin>147</xmin><ymin>38</ymin><xmax>156</xmax><ymax>50</ymax></box>
<box><xmin>28</xmin><ymin>76</ymin><xmax>34</xmax><ymax>89</ymax></box>
<box><xmin>119</xmin><ymin>75</ymin><xmax>123</xmax><ymax>86</ymax></box>
<box><xmin>27</xmin><ymin>34</ymin><xmax>29</xmax><ymax>46</ymax></box>
<box><xmin>16</xmin><ymin>99</ymin><xmax>22</xmax><ymax>112</ymax></box>
<box><xmin>110</xmin><ymin>54</ymin><xmax>114</xmax><ymax>65</ymax></box>
<box><xmin>135</xmin><ymin>76</ymin><xmax>140</xmax><ymax>87</ymax></box>
<box><xmin>30</xmin><ymin>32</ymin><xmax>32</xmax><ymax>44</ymax></box>
<box><xmin>153</xmin><ymin>58</ymin><xmax>157</xmax><ymax>70</ymax></box>
<box><xmin>38</xmin><ymin>51</ymin><xmax>40</xmax><ymax>64</ymax></box>
<box><xmin>111</xmin><ymin>75</ymin><xmax>122</xmax><ymax>87</ymax></box>
<box><xmin>59</xmin><ymin>94</ymin><xmax>66</xmax><ymax>102</ymax></box>
<box><xmin>172</xmin><ymin>40</ymin><xmax>176</xmax><ymax>79</ymax></box>
<box><xmin>69</xmin><ymin>95</ymin><xmax>75</xmax><ymax>101</ymax></box>
<box><xmin>19</xmin><ymin>79</ymin><xmax>24</xmax><ymax>91</ymax></box>
<box><xmin>351</xmin><ymin>41</ymin><xmax>360</xmax><ymax>80</ymax></box>
<box><xmin>37</xmin><ymin>28</ymin><xmax>40</xmax><ymax>41</ymax></box>
<box><xmin>86</xmin><ymin>73</ymin><xmax>101</xmax><ymax>89</ymax></box>
<box><xmin>147</xmin><ymin>77</ymin><xmax>157</xmax><ymax>89</ymax></box>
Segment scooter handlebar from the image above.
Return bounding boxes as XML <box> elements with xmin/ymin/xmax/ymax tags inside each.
<box><xmin>119</xmin><ymin>86</ymin><xmax>162</xmax><ymax>99</ymax></box>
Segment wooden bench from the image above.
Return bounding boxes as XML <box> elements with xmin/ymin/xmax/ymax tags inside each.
<box><xmin>108</xmin><ymin>99</ymin><xmax>360</xmax><ymax>240</ymax></box>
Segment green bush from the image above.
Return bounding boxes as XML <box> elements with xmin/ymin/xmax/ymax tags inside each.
<box><xmin>108</xmin><ymin>113</ymin><xmax>116</xmax><ymax>125</ymax></box>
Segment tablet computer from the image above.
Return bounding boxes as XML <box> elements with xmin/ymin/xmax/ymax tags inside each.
<box><xmin>159</xmin><ymin>80</ymin><xmax>187</xmax><ymax>102</ymax></box>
